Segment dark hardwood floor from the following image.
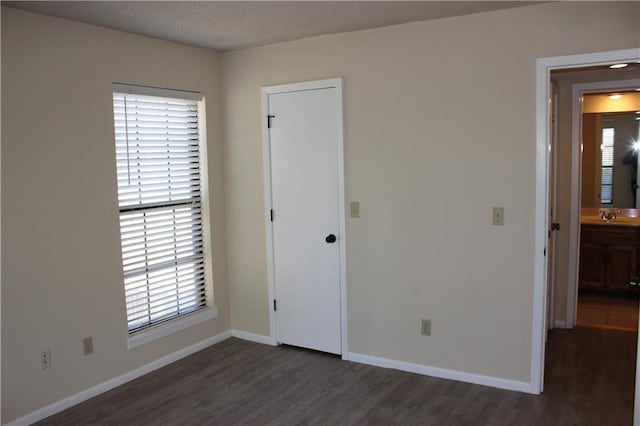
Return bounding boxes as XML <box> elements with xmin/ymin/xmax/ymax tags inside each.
<box><xmin>36</xmin><ymin>327</ymin><xmax>637</xmax><ymax>425</ymax></box>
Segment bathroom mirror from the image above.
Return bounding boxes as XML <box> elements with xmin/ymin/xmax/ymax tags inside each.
<box><xmin>581</xmin><ymin>110</ymin><xmax>640</xmax><ymax>209</ymax></box>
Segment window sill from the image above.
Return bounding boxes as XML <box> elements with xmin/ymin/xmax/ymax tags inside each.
<box><xmin>127</xmin><ymin>307</ymin><xmax>219</xmax><ymax>350</ymax></box>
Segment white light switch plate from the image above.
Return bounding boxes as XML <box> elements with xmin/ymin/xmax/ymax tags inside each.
<box><xmin>350</xmin><ymin>201</ymin><xmax>360</xmax><ymax>218</ymax></box>
<box><xmin>493</xmin><ymin>207</ymin><xmax>504</xmax><ymax>226</ymax></box>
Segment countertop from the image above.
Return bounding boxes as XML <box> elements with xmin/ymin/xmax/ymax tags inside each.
<box><xmin>581</xmin><ymin>208</ymin><xmax>640</xmax><ymax>227</ymax></box>
<box><xmin>581</xmin><ymin>216</ymin><xmax>640</xmax><ymax>227</ymax></box>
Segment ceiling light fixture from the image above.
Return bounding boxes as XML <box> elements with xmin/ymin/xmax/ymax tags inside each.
<box><xmin>609</xmin><ymin>63</ymin><xmax>629</xmax><ymax>69</ymax></box>
<box><xmin>608</xmin><ymin>94</ymin><xmax>623</xmax><ymax>100</ymax></box>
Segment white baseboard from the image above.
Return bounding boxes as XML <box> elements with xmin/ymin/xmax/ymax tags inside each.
<box><xmin>348</xmin><ymin>352</ymin><xmax>534</xmax><ymax>395</ymax></box>
<box><xmin>6</xmin><ymin>330</ymin><xmax>233</xmax><ymax>426</ymax></box>
<box><xmin>231</xmin><ymin>329</ymin><xmax>277</xmax><ymax>346</ymax></box>
<box><xmin>553</xmin><ymin>320</ymin><xmax>568</xmax><ymax>329</ymax></box>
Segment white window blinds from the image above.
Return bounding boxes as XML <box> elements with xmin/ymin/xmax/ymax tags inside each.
<box><xmin>601</xmin><ymin>128</ymin><xmax>614</xmax><ymax>205</ymax></box>
<box><xmin>113</xmin><ymin>89</ymin><xmax>207</xmax><ymax>333</ymax></box>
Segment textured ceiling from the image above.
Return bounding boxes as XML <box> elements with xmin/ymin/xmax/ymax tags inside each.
<box><xmin>4</xmin><ymin>1</ymin><xmax>540</xmax><ymax>51</ymax></box>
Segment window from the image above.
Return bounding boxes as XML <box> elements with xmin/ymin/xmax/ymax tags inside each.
<box><xmin>112</xmin><ymin>85</ymin><xmax>208</xmax><ymax>334</ymax></box>
<box><xmin>601</xmin><ymin>127</ymin><xmax>614</xmax><ymax>205</ymax></box>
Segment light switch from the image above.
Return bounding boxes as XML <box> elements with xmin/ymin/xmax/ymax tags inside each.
<box><xmin>493</xmin><ymin>207</ymin><xmax>504</xmax><ymax>226</ymax></box>
<box><xmin>350</xmin><ymin>201</ymin><xmax>360</xmax><ymax>218</ymax></box>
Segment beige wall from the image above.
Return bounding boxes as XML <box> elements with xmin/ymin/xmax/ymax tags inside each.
<box><xmin>582</xmin><ymin>114</ymin><xmax>601</xmax><ymax>208</ymax></box>
<box><xmin>221</xmin><ymin>1</ymin><xmax>639</xmax><ymax>384</ymax></box>
<box><xmin>1</xmin><ymin>8</ymin><xmax>229</xmax><ymax>423</ymax></box>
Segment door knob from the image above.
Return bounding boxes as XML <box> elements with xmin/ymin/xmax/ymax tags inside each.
<box><xmin>325</xmin><ymin>234</ymin><xmax>337</xmax><ymax>243</ymax></box>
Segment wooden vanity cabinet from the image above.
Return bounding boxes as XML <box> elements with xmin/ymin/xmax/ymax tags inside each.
<box><xmin>579</xmin><ymin>225</ymin><xmax>640</xmax><ymax>292</ymax></box>
<box><xmin>606</xmin><ymin>245</ymin><xmax>638</xmax><ymax>290</ymax></box>
<box><xmin>579</xmin><ymin>242</ymin><xmax>607</xmax><ymax>289</ymax></box>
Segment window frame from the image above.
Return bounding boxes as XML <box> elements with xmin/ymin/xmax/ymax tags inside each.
<box><xmin>111</xmin><ymin>83</ymin><xmax>216</xmax><ymax>349</ymax></box>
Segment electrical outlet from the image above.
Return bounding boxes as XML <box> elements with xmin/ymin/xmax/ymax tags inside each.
<box><xmin>492</xmin><ymin>207</ymin><xmax>504</xmax><ymax>226</ymax></box>
<box><xmin>83</xmin><ymin>337</ymin><xmax>94</xmax><ymax>355</ymax></box>
<box><xmin>421</xmin><ymin>319</ymin><xmax>432</xmax><ymax>336</ymax></box>
<box><xmin>350</xmin><ymin>201</ymin><xmax>360</xmax><ymax>218</ymax></box>
<box><xmin>40</xmin><ymin>350</ymin><xmax>51</xmax><ymax>369</ymax></box>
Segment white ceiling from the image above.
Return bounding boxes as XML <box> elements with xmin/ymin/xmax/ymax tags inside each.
<box><xmin>4</xmin><ymin>1</ymin><xmax>540</xmax><ymax>51</ymax></box>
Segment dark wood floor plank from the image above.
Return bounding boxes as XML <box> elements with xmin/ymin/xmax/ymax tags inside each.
<box><xmin>35</xmin><ymin>327</ymin><xmax>637</xmax><ymax>426</ymax></box>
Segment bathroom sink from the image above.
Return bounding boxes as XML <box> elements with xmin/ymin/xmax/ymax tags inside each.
<box><xmin>581</xmin><ymin>215</ymin><xmax>640</xmax><ymax>226</ymax></box>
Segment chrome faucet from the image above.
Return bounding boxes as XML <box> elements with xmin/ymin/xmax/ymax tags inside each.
<box><xmin>599</xmin><ymin>208</ymin><xmax>621</xmax><ymax>222</ymax></box>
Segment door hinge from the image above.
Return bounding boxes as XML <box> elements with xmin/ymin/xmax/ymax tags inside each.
<box><xmin>270</xmin><ymin>209</ymin><xmax>274</xmax><ymax>222</ymax></box>
<box><xmin>267</xmin><ymin>115</ymin><xmax>275</xmax><ymax>129</ymax></box>
<box><xmin>273</xmin><ymin>299</ymin><xmax>277</xmax><ymax>311</ymax></box>
<box><xmin>544</xmin><ymin>247</ymin><xmax>547</xmax><ymax>257</ymax></box>
<box><xmin>551</xmin><ymin>223</ymin><xmax>560</xmax><ymax>231</ymax></box>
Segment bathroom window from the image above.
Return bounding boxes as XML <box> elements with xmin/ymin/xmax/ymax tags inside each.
<box><xmin>601</xmin><ymin>127</ymin><xmax>614</xmax><ymax>205</ymax></box>
<box><xmin>112</xmin><ymin>84</ymin><xmax>208</xmax><ymax>334</ymax></box>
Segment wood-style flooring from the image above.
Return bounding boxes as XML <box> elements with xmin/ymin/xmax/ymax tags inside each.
<box><xmin>577</xmin><ymin>291</ymin><xmax>639</xmax><ymax>331</ymax></box>
<box><xmin>37</xmin><ymin>328</ymin><xmax>637</xmax><ymax>426</ymax></box>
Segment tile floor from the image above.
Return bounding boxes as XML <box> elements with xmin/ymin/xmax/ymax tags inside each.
<box><xmin>577</xmin><ymin>291</ymin><xmax>639</xmax><ymax>331</ymax></box>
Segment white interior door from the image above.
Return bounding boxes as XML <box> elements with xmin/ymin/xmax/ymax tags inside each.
<box><xmin>547</xmin><ymin>88</ymin><xmax>559</xmax><ymax>334</ymax></box>
<box><xmin>267</xmin><ymin>84</ymin><xmax>342</xmax><ymax>355</ymax></box>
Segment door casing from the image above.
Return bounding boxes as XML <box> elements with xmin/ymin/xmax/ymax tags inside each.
<box><xmin>260</xmin><ymin>78</ymin><xmax>349</xmax><ymax>359</ymax></box>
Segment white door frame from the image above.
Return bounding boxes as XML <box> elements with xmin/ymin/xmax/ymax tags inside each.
<box><xmin>260</xmin><ymin>78</ymin><xmax>349</xmax><ymax>359</ymax></box>
<box><xmin>565</xmin><ymin>78</ymin><xmax>640</xmax><ymax>329</ymax></box>
<box><xmin>533</xmin><ymin>48</ymin><xmax>639</xmax><ymax>395</ymax></box>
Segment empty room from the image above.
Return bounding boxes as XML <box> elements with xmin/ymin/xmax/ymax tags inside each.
<box><xmin>2</xmin><ymin>1</ymin><xmax>640</xmax><ymax>425</ymax></box>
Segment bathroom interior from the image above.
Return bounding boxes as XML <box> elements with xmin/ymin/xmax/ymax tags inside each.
<box><xmin>578</xmin><ymin>90</ymin><xmax>640</xmax><ymax>332</ymax></box>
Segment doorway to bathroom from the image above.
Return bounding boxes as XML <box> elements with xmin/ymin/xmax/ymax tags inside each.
<box><xmin>549</xmin><ymin>76</ymin><xmax>640</xmax><ymax>333</ymax></box>
<box><xmin>574</xmin><ymin>87</ymin><xmax>640</xmax><ymax>332</ymax></box>
<box><xmin>534</xmin><ymin>48</ymin><xmax>640</xmax><ymax>423</ymax></box>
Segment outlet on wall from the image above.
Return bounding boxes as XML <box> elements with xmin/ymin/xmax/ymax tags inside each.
<box><xmin>421</xmin><ymin>319</ymin><xmax>432</xmax><ymax>336</ymax></box>
<box><xmin>40</xmin><ymin>350</ymin><xmax>51</xmax><ymax>369</ymax></box>
<box><xmin>83</xmin><ymin>337</ymin><xmax>94</xmax><ymax>355</ymax></box>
